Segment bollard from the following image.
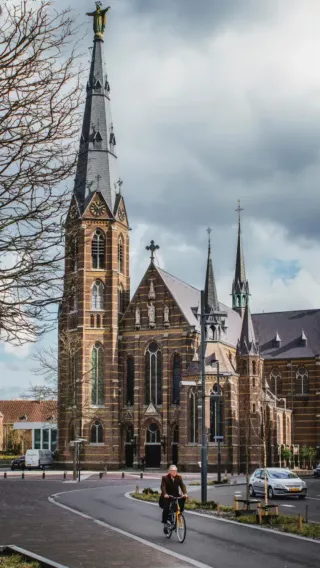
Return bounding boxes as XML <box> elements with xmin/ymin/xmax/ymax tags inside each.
<box><xmin>140</xmin><ymin>472</ymin><xmax>143</xmax><ymax>479</ymax></box>
<box><xmin>297</xmin><ymin>514</ymin><xmax>303</xmax><ymax>531</ymax></box>
<box><xmin>305</xmin><ymin>504</ymin><xmax>309</xmax><ymax>524</ymax></box>
<box><xmin>63</xmin><ymin>471</ymin><xmax>67</xmax><ymax>480</ymax></box>
<box><xmin>4</xmin><ymin>472</ymin><xmax>7</xmax><ymax>479</ymax></box>
<box><xmin>42</xmin><ymin>470</ymin><xmax>45</xmax><ymax>479</ymax></box>
<box><xmin>99</xmin><ymin>472</ymin><xmax>103</xmax><ymax>479</ymax></box>
<box><xmin>122</xmin><ymin>471</ymin><xmax>125</xmax><ymax>479</ymax></box>
<box><xmin>22</xmin><ymin>471</ymin><xmax>24</xmax><ymax>480</ymax></box>
<box><xmin>135</xmin><ymin>485</ymin><xmax>139</xmax><ymax>494</ymax></box>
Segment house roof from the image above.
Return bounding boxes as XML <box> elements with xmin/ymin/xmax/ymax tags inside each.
<box><xmin>252</xmin><ymin>309</ymin><xmax>320</xmax><ymax>359</ymax></box>
<box><xmin>0</xmin><ymin>400</ymin><xmax>57</xmax><ymax>424</ymax></box>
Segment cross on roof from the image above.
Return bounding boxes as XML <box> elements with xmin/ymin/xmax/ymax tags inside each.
<box><xmin>117</xmin><ymin>178</ymin><xmax>123</xmax><ymax>193</ymax></box>
<box><xmin>235</xmin><ymin>199</ymin><xmax>243</xmax><ymax>223</ymax></box>
<box><xmin>146</xmin><ymin>240</ymin><xmax>159</xmax><ymax>261</ymax></box>
<box><xmin>207</xmin><ymin>227</ymin><xmax>212</xmax><ymax>244</ymax></box>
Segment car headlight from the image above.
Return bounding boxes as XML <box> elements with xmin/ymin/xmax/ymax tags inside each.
<box><xmin>274</xmin><ymin>484</ymin><xmax>286</xmax><ymax>490</ymax></box>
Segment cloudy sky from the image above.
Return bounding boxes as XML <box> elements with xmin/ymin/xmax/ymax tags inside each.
<box><xmin>2</xmin><ymin>0</ymin><xmax>320</xmax><ymax>398</ymax></box>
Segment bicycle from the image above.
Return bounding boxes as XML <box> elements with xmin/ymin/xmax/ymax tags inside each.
<box><xmin>164</xmin><ymin>495</ymin><xmax>187</xmax><ymax>543</ymax></box>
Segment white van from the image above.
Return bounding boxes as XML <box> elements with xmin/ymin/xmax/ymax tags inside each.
<box><xmin>25</xmin><ymin>449</ymin><xmax>53</xmax><ymax>469</ymax></box>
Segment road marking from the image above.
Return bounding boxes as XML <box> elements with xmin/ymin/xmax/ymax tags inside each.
<box><xmin>281</xmin><ymin>505</ymin><xmax>295</xmax><ymax>508</ymax></box>
<box><xmin>49</xmin><ymin>496</ymin><xmax>213</xmax><ymax>568</ymax></box>
<box><xmin>124</xmin><ymin>492</ymin><xmax>320</xmax><ymax>545</ymax></box>
<box><xmin>306</xmin><ymin>497</ymin><xmax>320</xmax><ymax>501</ymax></box>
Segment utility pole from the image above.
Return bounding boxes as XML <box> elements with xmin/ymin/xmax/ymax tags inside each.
<box><xmin>200</xmin><ymin>290</ymin><xmax>207</xmax><ymax>504</ymax></box>
<box><xmin>216</xmin><ymin>360</ymin><xmax>222</xmax><ymax>484</ymax></box>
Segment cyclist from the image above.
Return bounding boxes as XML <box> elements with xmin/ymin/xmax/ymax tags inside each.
<box><xmin>160</xmin><ymin>465</ymin><xmax>188</xmax><ymax>534</ymax></box>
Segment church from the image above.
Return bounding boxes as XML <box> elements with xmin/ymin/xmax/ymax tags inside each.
<box><xmin>58</xmin><ymin>5</ymin><xmax>320</xmax><ymax>471</ymax></box>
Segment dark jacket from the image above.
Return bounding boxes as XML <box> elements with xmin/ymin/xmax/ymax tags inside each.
<box><xmin>161</xmin><ymin>473</ymin><xmax>186</xmax><ymax>497</ymax></box>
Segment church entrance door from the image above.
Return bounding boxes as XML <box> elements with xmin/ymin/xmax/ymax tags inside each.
<box><xmin>125</xmin><ymin>444</ymin><xmax>134</xmax><ymax>467</ymax></box>
<box><xmin>145</xmin><ymin>423</ymin><xmax>161</xmax><ymax>468</ymax></box>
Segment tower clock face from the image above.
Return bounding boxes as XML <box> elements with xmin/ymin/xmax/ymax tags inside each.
<box><xmin>90</xmin><ymin>202</ymin><xmax>106</xmax><ymax>216</ymax></box>
<box><xmin>118</xmin><ymin>207</ymin><xmax>125</xmax><ymax>221</ymax></box>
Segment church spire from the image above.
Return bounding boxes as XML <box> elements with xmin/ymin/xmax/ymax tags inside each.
<box><xmin>238</xmin><ymin>298</ymin><xmax>259</xmax><ymax>355</ymax></box>
<box><xmin>232</xmin><ymin>201</ymin><xmax>249</xmax><ymax>315</ymax></box>
<box><xmin>204</xmin><ymin>228</ymin><xmax>219</xmax><ymax>313</ymax></box>
<box><xmin>74</xmin><ymin>4</ymin><xmax>119</xmax><ymax>214</ymax></box>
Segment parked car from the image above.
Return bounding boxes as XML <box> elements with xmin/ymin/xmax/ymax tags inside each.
<box><xmin>249</xmin><ymin>468</ymin><xmax>307</xmax><ymax>500</ymax></box>
<box><xmin>25</xmin><ymin>449</ymin><xmax>53</xmax><ymax>470</ymax></box>
<box><xmin>11</xmin><ymin>456</ymin><xmax>25</xmax><ymax>470</ymax></box>
<box><xmin>314</xmin><ymin>465</ymin><xmax>320</xmax><ymax>478</ymax></box>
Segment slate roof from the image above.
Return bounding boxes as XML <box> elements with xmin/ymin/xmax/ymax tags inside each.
<box><xmin>0</xmin><ymin>400</ymin><xmax>57</xmax><ymax>424</ymax></box>
<box><xmin>183</xmin><ymin>342</ymin><xmax>237</xmax><ymax>377</ymax></box>
<box><xmin>252</xmin><ymin>309</ymin><xmax>320</xmax><ymax>359</ymax></box>
<box><xmin>156</xmin><ymin>267</ymin><xmax>242</xmax><ymax>346</ymax></box>
<box><xmin>74</xmin><ymin>37</ymin><xmax>119</xmax><ymax>214</ymax></box>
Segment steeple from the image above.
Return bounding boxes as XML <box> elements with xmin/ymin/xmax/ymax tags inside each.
<box><xmin>74</xmin><ymin>3</ymin><xmax>119</xmax><ymax>214</ymax></box>
<box><xmin>204</xmin><ymin>228</ymin><xmax>219</xmax><ymax>313</ymax></box>
<box><xmin>232</xmin><ymin>201</ymin><xmax>249</xmax><ymax>315</ymax></box>
<box><xmin>237</xmin><ymin>298</ymin><xmax>259</xmax><ymax>355</ymax></box>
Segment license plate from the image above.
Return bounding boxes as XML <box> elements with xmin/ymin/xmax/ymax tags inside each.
<box><xmin>289</xmin><ymin>487</ymin><xmax>301</xmax><ymax>492</ymax></box>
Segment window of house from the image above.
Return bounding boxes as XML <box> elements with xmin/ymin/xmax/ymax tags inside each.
<box><xmin>145</xmin><ymin>342</ymin><xmax>162</xmax><ymax>406</ymax></box>
<box><xmin>92</xmin><ymin>343</ymin><xmax>104</xmax><ymax>406</ymax></box>
<box><xmin>90</xmin><ymin>421</ymin><xmax>103</xmax><ymax>444</ymax></box>
<box><xmin>172</xmin><ymin>354</ymin><xmax>181</xmax><ymax>405</ymax></box>
<box><xmin>92</xmin><ymin>280</ymin><xmax>104</xmax><ymax>310</ymax></box>
<box><xmin>92</xmin><ymin>230</ymin><xmax>105</xmax><ymax>269</ymax></box>
<box><xmin>270</xmin><ymin>367</ymin><xmax>282</xmax><ymax>397</ymax></box>
<box><xmin>126</xmin><ymin>356</ymin><xmax>134</xmax><ymax>406</ymax></box>
<box><xmin>42</xmin><ymin>429</ymin><xmax>49</xmax><ymax>450</ymax></box>
<box><xmin>34</xmin><ymin>429</ymin><xmax>41</xmax><ymax>449</ymax></box>
<box><xmin>51</xmin><ymin>429</ymin><xmax>57</xmax><ymax>452</ymax></box>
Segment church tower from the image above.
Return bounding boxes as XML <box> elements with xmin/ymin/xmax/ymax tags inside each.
<box><xmin>58</xmin><ymin>4</ymin><xmax>130</xmax><ymax>469</ymax></box>
<box><xmin>232</xmin><ymin>201</ymin><xmax>249</xmax><ymax>316</ymax></box>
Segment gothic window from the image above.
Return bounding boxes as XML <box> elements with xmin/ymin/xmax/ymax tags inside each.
<box><xmin>92</xmin><ymin>343</ymin><xmax>104</xmax><ymax>406</ymax></box>
<box><xmin>252</xmin><ymin>360</ymin><xmax>257</xmax><ymax>375</ymax></box>
<box><xmin>296</xmin><ymin>366</ymin><xmax>309</xmax><ymax>394</ymax></box>
<box><xmin>92</xmin><ymin>229</ymin><xmax>105</xmax><ymax>269</ymax></box>
<box><xmin>70</xmin><ymin>238</ymin><xmax>78</xmax><ymax>272</ymax></box>
<box><xmin>102</xmin><ymin>314</ymin><xmax>107</xmax><ymax>327</ymax></box>
<box><xmin>92</xmin><ymin>280</ymin><xmax>104</xmax><ymax>310</ymax></box>
<box><xmin>243</xmin><ymin>359</ymin><xmax>248</xmax><ymax>375</ymax></box>
<box><xmin>145</xmin><ymin>342</ymin><xmax>162</xmax><ymax>406</ymax></box>
<box><xmin>270</xmin><ymin>367</ymin><xmax>282</xmax><ymax>397</ymax></box>
<box><xmin>69</xmin><ymin>281</ymin><xmax>77</xmax><ymax>312</ymax></box>
<box><xmin>118</xmin><ymin>284</ymin><xmax>125</xmax><ymax>315</ymax></box>
<box><xmin>189</xmin><ymin>389</ymin><xmax>198</xmax><ymax>443</ymax></box>
<box><xmin>146</xmin><ymin>423</ymin><xmax>160</xmax><ymax>443</ymax></box>
<box><xmin>252</xmin><ymin>403</ymin><xmax>256</xmax><ymax>414</ymax></box>
<box><xmin>90</xmin><ymin>420</ymin><xmax>103</xmax><ymax>444</ymax></box>
<box><xmin>210</xmin><ymin>384</ymin><xmax>224</xmax><ymax>442</ymax></box>
<box><xmin>96</xmin><ymin>314</ymin><xmax>101</xmax><ymax>328</ymax></box>
<box><xmin>90</xmin><ymin>314</ymin><xmax>94</xmax><ymax>327</ymax></box>
<box><xmin>68</xmin><ymin>351</ymin><xmax>78</xmax><ymax>407</ymax></box>
<box><xmin>172</xmin><ymin>354</ymin><xmax>181</xmax><ymax>405</ymax></box>
<box><xmin>126</xmin><ymin>356</ymin><xmax>134</xmax><ymax>405</ymax></box>
<box><xmin>252</xmin><ymin>377</ymin><xmax>256</xmax><ymax>388</ymax></box>
<box><xmin>118</xmin><ymin>235</ymin><xmax>124</xmax><ymax>274</ymax></box>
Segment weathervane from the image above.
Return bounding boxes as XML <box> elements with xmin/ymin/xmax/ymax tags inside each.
<box><xmin>146</xmin><ymin>240</ymin><xmax>159</xmax><ymax>262</ymax></box>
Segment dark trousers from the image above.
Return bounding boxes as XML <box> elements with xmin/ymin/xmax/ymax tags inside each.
<box><xmin>162</xmin><ymin>498</ymin><xmax>185</xmax><ymax>523</ymax></box>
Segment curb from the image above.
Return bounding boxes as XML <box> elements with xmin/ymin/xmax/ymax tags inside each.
<box><xmin>0</xmin><ymin>545</ymin><xmax>69</xmax><ymax>568</ymax></box>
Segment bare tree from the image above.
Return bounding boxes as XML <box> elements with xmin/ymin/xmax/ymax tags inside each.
<box><xmin>0</xmin><ymin>1</ymin><xmax>84</xmax><ymax>345</ymax></box>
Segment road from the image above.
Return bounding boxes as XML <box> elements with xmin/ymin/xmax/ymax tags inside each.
<box><xmin>54</xmin><ymin>479</ymin><xmax>319</xmax><ymax>568</ymax></box>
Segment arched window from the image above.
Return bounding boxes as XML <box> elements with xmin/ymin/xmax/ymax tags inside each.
<box><xmin>126</xmin><ymin>356</ymin><xmax>134</xmax><ymax>406</ymax></box>
<box><xmin>252</xmin><ymin>360</ymin><xmax>257</xmax><ymax>375</ymax></box>
<box><xmin>210</xmin><ymin>384</ymin><xmax>224</xmax><ymax>442</ymax></box>
<box><xmin>92</xmin><ymin>230</ymin><xmax>105</xmax><ymax>269</ymax></box>
<box><xmin>172</xmin><ymin>354</ymin><xmax>181</xmax><ymax>405</ymax></box>
<box><xmin>270</xmin><ymin>367</ymin><xmax>282</xmax><ymax>397</ymax></box>
<box><xmin>96</xmin><ymin>314</ymin><xmax>101</xmax><ymax>328</ymax></box>
<box><xmin>145</xmin><ymin>342</ymin><xmax>162</xmax><ymax>406</ymax></box>
<box><xmin>92</xmin><ymin>280</ymin><xmax>104</xmax><ymax>310</ymax></box>
<box><xmin>118</xmin><ymin>284</ymin><xmax>125</xmax><ymax>315</ymax></box>
<box><xmin>296</xmin><ymin>366</ymin><xmax>308</xmax><ymax>394</ymax></box>
<box><xmin>102</xmin><ymin>314</ymin><xmax>107</xmax><ymax>327</ymax></box>
<box><xmin>90</xmin><ymin>314</ymin><xmax>95</xmax><ymax>328</ymax></box>
<box><xmin>146</xmin><ymin>423</ymin><xmax>160</xmax><ymax>443</ymax></box>
<box><xmin>70</xmin><ymin>238</ymin><xmax>78</xmax><ymax>272</ymax></box>
<box><xmin>118</xmin><ymin>235</ymin><xmax>124</xmax><ymax>274</ymax></box>
<box><xmin>69</xmin><ymin>281</ymin><xmax>77</xmax><ymax>312</ymax></box>
<box><xmin>189</xmin><ymin>389</ymin><xmax>198</xmax><ymax>443</ymax></box>
<box><xmin>90</xmin><ymin>420</ymin><xmax>103</xmax><ymax>444</ymax></box>
<box><xmin>92</xmin><ymin>343</ymin><xmax>104</xmax><ymax>406</ymax></box>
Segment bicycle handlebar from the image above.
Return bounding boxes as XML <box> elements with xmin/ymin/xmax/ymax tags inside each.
<box><xmin>167</xmin><ymin>495</ymin><xmax>185</xmax><ymax>499</ymax></box>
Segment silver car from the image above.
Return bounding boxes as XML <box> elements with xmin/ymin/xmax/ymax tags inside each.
<box><xmin>249</xmin><ymin>468</ymin><xmax>307</xmax><ymax>500</ymax></box>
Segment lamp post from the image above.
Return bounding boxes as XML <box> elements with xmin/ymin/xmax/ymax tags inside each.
<box><xmin>70</xmin><ymin>438</ymin><xmax>86</xmax><ymax>482</ymax></box>
<box><xmin>200</xmin><ymin>291</ymin><xmax>207</xmax><ymax>503</ymax></box>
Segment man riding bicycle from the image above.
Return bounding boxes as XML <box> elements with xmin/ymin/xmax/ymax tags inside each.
<box><xmin>160</xmin><ymin>465</ymin><xmax>188</xmax><ymax>534</ymax></box>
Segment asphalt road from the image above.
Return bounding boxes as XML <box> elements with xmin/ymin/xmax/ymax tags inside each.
<box><xmin>54</xmin><ymin>480</ymin><xmax>319</xmax><ymax>568</ymax></box>
<box><xmin>188</xmin><ymin>478</ymin><xmax>320</xmax><ymax>522</ymax></box>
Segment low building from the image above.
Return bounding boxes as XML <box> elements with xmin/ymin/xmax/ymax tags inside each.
<box><xmin>0</xmin><ymin>400</ymin><xmax>57</xmax><ymax>454</ymax></box>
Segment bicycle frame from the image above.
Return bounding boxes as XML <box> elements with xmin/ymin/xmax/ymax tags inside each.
<box><xmin>168</xmin><ymin>496</ymin><xmax>183</xmax><ymax>530</ymax></box>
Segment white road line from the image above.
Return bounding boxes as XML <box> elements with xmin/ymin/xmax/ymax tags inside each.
<box><xmin>306</xmin><ymin>497</ymin><xmax>320</xmax><ymax>501</ymax></box>
<box><xmin>281</xmin><ymin>505</ymin><xmax>295</xmax><ymax>508</ymax></box>
<box><xmin>49</xmin><ymin>496</ymin><xmax>213</xmax><ymax>568</ymax></box>
<box><xmin>124</xmin><ymin>492</ymin><xmax>320</xmax><ymax>545</ymax></box>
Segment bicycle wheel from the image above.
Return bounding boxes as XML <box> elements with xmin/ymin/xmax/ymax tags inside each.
<box><xmin>165</xmin><ymin>521</ymin><xmax>173</xmax><ymax>539</ymax></box>
<box><xmin>176</xmin><ymin>513</ymin><xmax>186</xmax><ymax>543</ymax></box>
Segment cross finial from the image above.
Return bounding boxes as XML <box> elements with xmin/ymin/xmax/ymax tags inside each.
<box><xmin>207</xmin><ymin>227</ymin><xmax>212</xmax><ymax>253</ymax></box>
<box><xmin>235</xmin><ymin>199</ymin><xmax>243</xmax><ymax>224</ymax></box>
<box><xmin>117</xmin><ymin>178</ymin><xmax>123</xmax><ymax>194</ymax></box>
<box><xmin>146</xmin><ymin>240</ymin><xmax>159</xmax><ymax>262</ymax></box>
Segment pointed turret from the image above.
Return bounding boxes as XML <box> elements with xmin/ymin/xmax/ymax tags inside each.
<box><xmin>74</xmin><ymin>4</ymin><xmax>119</xmax><ymax>214</ymax></box>
<box><xmin>204</xmin><ymin>228</ymin><xmax>219</xmax><ymax>313</ymax></box>
<box><xmin>238</xmin><ymin>299</ymin><xmax>259</xmax><ymax>355</ymax></box>
<box><xmin>232</xmin><ymin>201</ymin><xmax>249</xmax><ymax>315</ymax></box>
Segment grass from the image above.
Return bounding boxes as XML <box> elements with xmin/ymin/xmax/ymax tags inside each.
<box><xmin>0</xmin><ymin>554</ymin><xmax>40</xmax><ymax>567</ymax></box>
<box><xmin>189</xmin><ymin>479</ymin><xmax>229</xmax><ymax>487</ymax></box>
<box><xmin>132</xmin><ymin>491</ymin><xmax>320</xmax><ymax>539</ymax></box>
<box><xmin>0</xmin><ymin>456</ymin><xmax>17</xmax><ymax>461</ymax></box>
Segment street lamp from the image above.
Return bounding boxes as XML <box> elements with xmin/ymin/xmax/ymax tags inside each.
<box><xmin>210</xmin><ymin>359</ymin><xmax>232</xmax><ymax>484</ymax></box>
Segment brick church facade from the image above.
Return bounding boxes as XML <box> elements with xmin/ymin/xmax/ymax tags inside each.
<box><xmin>58</xmin><ymin>6</ymin><xmax>320</xmax><ymax>471</ymax></box>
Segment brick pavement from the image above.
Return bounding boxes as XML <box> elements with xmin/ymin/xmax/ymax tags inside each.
<box><xmin>0</xmin><ymin>480</ymin><xmax>190</xmax><ymax>568</ymax></box>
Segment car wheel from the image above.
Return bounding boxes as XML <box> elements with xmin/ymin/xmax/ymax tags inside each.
<box><xmin>249</xmin><ymin>485</ymin><xmax>255</xmax><ymax>497</ymax></box>
<box><xmin>268</xmin><ymin>486</ymin><xmax>274</xmax><ymax>500</ymax></box>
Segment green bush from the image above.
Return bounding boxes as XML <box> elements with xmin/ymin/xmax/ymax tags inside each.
<box><xmin>142</xmin><ymin>488</ymin><xmax>159</xmax><ymax>495</ymax></box>
<box><xmin>0</xmin><ymin>553</ymin><xmax>40</xmax><ymax>567</ymax></box>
